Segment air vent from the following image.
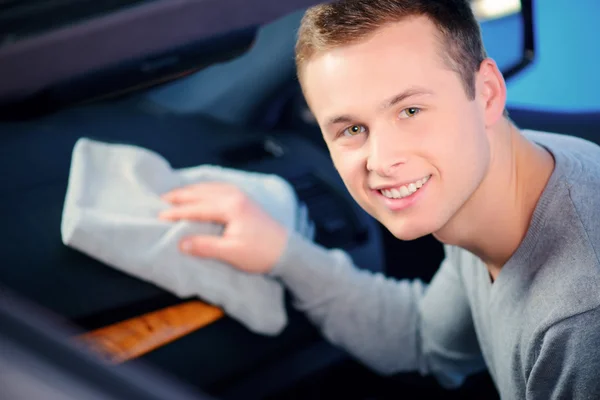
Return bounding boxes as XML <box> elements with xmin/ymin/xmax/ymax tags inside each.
<box><xmin>289</xmin><ymin>174</ymin><xmax>367</xmax><ymax>249</ymax></box>
<box><xmin>219</xmin><ymin>138</ymin><xmax>285</xmax><ymax>166</ymax></box>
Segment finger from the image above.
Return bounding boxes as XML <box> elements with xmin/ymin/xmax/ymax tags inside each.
<box><xmin>158</xmin><ymin>202</ymin><xmax>229</xmax><ymax>224</ymax></box>
<box><xmin>161</xmin><ymin>189</ymin><xmax>206</xmax><ymax>205</ymax></box>
<box><xmin>161</xmin><ymin>184</ymin><xmax>211</xmax><ymax>204</ymax></box>
<box><xmin>161</xmin><ymin>182</ymin><xmax>240</xmax><ymax>204</ymax></box>
<box><xmin>180</xmin><ymin>236</ymin><xmax>236</xmax><ymax>265</ymax></box>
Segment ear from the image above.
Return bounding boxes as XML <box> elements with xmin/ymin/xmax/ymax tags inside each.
<box><xmin>476</xmin><ymin>58</ymin><xmax>507</xmax><ymax>127</ymax></box>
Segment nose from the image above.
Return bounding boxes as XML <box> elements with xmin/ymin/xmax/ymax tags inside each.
<box><xmin>366</xmin><ymin>128</ymin><xmax>408</xmax><ymax>177</ymax></box>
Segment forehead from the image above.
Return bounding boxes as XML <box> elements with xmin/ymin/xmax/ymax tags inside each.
<box><xmin>301</xmin><ymin>16</ymin><xmax>454</xmax><ymax>118</ymax></box>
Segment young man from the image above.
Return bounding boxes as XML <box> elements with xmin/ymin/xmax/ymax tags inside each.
<box><xmin>159</xmin><ymin>0</ymin><xmax>600</xmax><ymax>398</ymax></box>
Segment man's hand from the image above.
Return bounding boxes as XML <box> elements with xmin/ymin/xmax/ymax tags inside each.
<box><xmin>158</xmin><ymin>182</ymin><xmax>288</xmax><ymax>274</ymax></box>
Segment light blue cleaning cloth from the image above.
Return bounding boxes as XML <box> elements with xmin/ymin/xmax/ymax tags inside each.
<box><xmin>61</xmin><ymin>138</ymin><xmax>314</xmax><ymax>335</ymax></box>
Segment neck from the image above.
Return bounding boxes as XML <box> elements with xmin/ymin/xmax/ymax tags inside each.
<box><xmin>433</xmin><ymin>118</ymin><xmax>555</xmax><ymax>280</ymax></box>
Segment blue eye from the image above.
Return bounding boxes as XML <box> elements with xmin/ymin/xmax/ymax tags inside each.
<box><xmin>343</xmin><ymin>124</ymin><xmax>366</xmax><ymax>137</ymax></box>
<box><xmin>400</xmin><ymin>107</ymin><xmax>421</xmax><ymax>119</ymax></box>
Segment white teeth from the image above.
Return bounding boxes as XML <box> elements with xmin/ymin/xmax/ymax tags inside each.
<box><xmin>379</xmin><ymin>175</ymin><xmax>431</xmax><ymax>199</ymax></box>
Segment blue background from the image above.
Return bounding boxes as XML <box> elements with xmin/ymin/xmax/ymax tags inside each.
<box><xmin>488</xmin><ymin>0</ymin><xmax>600</xmax><ymax>112</ymax></box>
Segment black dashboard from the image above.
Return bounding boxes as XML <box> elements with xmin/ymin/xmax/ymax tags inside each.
<box><xmin>0</xmin><ymin>0</ymin><xmax>325</xmax><ymax>114</ymax></box>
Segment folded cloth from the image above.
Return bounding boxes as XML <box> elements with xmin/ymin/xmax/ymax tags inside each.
<box><xmin>61</xmin><ymin>137</ymin><xmax>314</xmax><ymax>335</ymax></box>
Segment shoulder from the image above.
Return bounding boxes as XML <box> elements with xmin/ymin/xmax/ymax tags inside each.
<box><xmin>519</xmin><ymin>131</ymin><xmax>600</xmax><ymax>346</ymax></box>
<box><xmin>525</xmin><ymin>129</ymin><xmax>600</xmax><ymax>275</ymax></box>
<box><xmin>524</xmin><ymin>129</ymin><xmax>600</xmax><ymax>161</ymax></box>
<box><xmin>524</xmin><ymin>129</ymin><xmax>600</xmax><ymax>188</ymax></box>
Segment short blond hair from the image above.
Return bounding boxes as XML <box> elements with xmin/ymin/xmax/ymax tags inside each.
<box><xmin>295</xmin><ymin>0</ymin><xmax>487</xmax><ymax>100</ymax></box>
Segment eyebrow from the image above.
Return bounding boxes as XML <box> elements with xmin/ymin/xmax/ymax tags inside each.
<box><xmin>379</xmin><ymin>86</ymin><xmax>434</xmax><ymax>110</ymax></box>
<box><xmin>324</xmin><ymin>86</ymin><xmax>434</xmax><ymax>128</ymax></box>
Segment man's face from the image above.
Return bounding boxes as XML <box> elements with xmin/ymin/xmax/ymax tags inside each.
<box><xmin>301</xmin><ymin>17</ymin><xmax>492</xmax><ymax>240</ymax></box>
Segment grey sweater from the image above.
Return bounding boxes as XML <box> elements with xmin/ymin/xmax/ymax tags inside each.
<box><xmin>271</xmin><ymin>130</ymin><xmax>600</xmax><ymax>400</ymax></box>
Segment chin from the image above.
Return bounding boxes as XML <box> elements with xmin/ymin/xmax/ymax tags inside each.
<box><xmin>383</xmin><ymin>220</ymin><xmax>434</xmax><ymax>241</ymax></box>
<box><xmin>389</xmin><ymin>230</ymin><xmax>429</xmax><ymax>241</ymax></box>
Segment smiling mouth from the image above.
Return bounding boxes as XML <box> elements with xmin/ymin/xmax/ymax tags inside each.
<box><xmin>378</xmin><ymin>175</ymin><xmax>431</xmax><ymax>199</ymax></box>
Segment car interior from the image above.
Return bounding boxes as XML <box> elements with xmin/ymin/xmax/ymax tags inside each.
<box><xmin>0</xmin><ymin>288</ymin><xmax>214</xmax><ymax>400</ymax></box>
<box><xmin>0</xmin><ymin>0</ymin><xmax>598</xmax><ymax>399</ymax></box>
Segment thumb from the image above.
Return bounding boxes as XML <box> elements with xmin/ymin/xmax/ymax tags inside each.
<box><xmin>179</xmin><ymin>235</ymin><xmax>237</xmax><ymax>264</ymax></box>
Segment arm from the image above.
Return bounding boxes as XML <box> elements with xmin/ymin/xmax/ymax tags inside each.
<box><xmin>159</xmin><ymin>183</ymin><xmax>486</xmax><ymax>387</ymax></box>
<box><xmin>271</xmin><ymin>234</ymin><xmax>487</xmax><ymax>388</ymax></box>
<box><xmin>527</xmin><ymin>306</ymin><xmax>600</xmax><ymax>400</ymax></box>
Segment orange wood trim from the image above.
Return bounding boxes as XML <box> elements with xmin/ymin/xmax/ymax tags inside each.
<box><xmin>74</xmin><ymin>300</ymin><xmax>224</xmax><ymax>364</ymax></box>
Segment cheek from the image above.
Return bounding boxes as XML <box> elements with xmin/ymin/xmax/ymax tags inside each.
<box><xmin>331</xmin><ymin>149</ymin><xmax>367</xmax><ymax>192</ymax></box>
<box><xmin>430</xmin><ymin>106</ymin><xmax>488</xmax><ymax>169</ymax></box>
<box><xmin>435</xmin><ymin>125</ymin><xmax>490</xmax><ymax>197</ymax></box>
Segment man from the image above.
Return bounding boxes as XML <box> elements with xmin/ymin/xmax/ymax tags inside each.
<box><xmin>158</xmin><ymin>0</ymin><xmax>600</xmax><ymax>398</ymax></box>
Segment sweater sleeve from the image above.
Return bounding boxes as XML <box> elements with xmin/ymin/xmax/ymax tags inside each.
<box><xmin>270</xmin><ymin>234</ymin><xmax>486</xmax><ymax>387</ymax></box>
<box><xmin>526</xmin><ymin>305</ymin><xmax>600</xmax><ymax>400</ymax></box>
